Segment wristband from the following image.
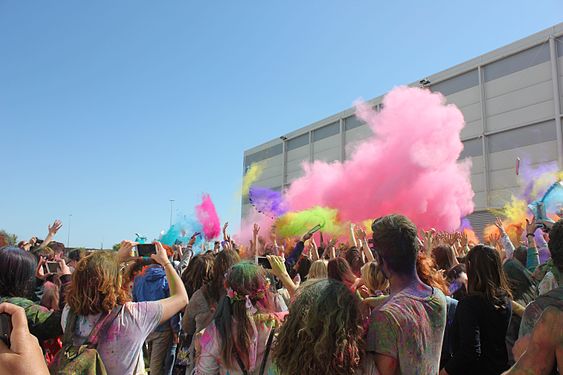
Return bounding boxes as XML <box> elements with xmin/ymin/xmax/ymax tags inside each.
<box><xmin>163</xmin><ymin>262</ymin><xmax>173</xmax><ymax>268</ymax></box>
<box><xmin>526</xmin><ymin>233</ymin><xmax>535</xmax><ymax>238</ymax></box>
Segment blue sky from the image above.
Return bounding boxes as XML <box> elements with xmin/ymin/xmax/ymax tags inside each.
<box><xmin>1</xmin><ymin>1</ymin><xmax>562</xmax><ymax>248</ymax></box>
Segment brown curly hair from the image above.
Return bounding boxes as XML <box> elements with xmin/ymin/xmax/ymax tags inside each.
<box><xmin>273</xmin><ymin>279</ymin><xmax>363</xmax><ymax>375</ymax></box>
<box><xmin>66</xmin><ymin>251</ymin><xmax>130</xmax><ymax>315</ymax></box>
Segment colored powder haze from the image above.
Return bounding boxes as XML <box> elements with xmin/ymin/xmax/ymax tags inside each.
<box><xmin>284</xmin><ymin>86</ymin><xmax>475</xmax><ymax>231</ymax></box>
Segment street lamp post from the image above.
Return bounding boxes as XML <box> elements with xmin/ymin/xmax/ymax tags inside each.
<box><xmin>67</xmin><ymin>214</ymin><xmax>72</xmax><ymax>247</ymax></box>
<box><xmin>169</xmin><ymin>200</ymin><xmax>175</xmax><ymax>227</ymax></box>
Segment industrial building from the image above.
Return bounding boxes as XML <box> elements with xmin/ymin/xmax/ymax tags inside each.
<box><xmin>242</xmin><ymin>23</ymin><xmax>563</xmax><ymax>236</ymax></box>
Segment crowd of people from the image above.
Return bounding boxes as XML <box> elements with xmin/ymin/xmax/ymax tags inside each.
<box><xmin>0</xmin><ymin>214</ymin><xmax>561</xmax><ymax>375</ymax></box>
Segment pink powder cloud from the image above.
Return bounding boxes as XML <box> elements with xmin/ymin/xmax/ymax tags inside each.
<box><xmin>284</xmin><ymin>86</ymin><xmax>475</xmax><ymax>231</ymax></box>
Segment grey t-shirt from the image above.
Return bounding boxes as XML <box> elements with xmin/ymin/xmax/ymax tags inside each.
<box><xmin>366</xmin><ymin>286</ymin><xmax>447</xmax><ymax>375</ymax></box>
<box><xmin>61</xmin><ymin>301</ymin><xmax>163</xmax><ymax>375</ymax></box>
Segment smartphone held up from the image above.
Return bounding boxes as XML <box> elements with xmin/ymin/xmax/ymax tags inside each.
<box><xmin>0</xmin><ymin>313</ymin><xmax>11</xmax><ymax>347</ymax></box>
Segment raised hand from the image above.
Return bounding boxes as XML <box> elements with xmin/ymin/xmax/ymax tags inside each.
<box><xmin>494</xmin><ymin>217</ymin><xmax>505</xmax><ymax>232</ymax></box>
<box><xmin>35</xmin><ymin>257</ymin><xmax>47</xmax><ymax>280</ymax></box>
<box><xmin>48</xmin><ymin>220</ymin><xmax>62</xmax><ymax>236</ymax></box>
<box><xmin>266</xmin><ymin>255</ymin><xmax>289</xmax><ymax>280</ymax></box>
<box><xmin>151</xmin><ymin>242</ymin><xmax>170</xmax><ymax>266</ymax></box>
<box><xmin>253</xmin><ymin>224</ymin><xmax>260</xmax><ymax>236</ymax></box>
<box><xmin>355</xmin><ymin>228</ymin><xmax>367</xmax><ymax>241</ymax></box>
<box><xmin>117</xmin><ymin>240</ymin><xmax>137</xmax><ymax>262</ymax></box>
<box><xmin>56</xmin><ymin>258</ymin><xmax>72</xmax><ymax>276</ymax></box>
<box><xmin>525</xmin><ymin>217</ymin><xmax>537</xmax><ymax>235</ymax></box>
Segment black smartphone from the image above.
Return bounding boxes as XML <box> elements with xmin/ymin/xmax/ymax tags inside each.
<box><xmin>0</xmin><ymin>313</ymin><xmax>11</xmax><ymax>347</ymax></box>
<box><xmin>46</xmin><ymin>261</ymin><xmax>60</xmax><ymax>274</ymax></box>
<box><xmin>137</xmin><ymin>244</ymin><xmax>157</xmax><ymax>257</ymax></box>
<box><xmin>257</xmin><ymin>256</ymin><xmax>272</xmax><ymax>269</ymax></box>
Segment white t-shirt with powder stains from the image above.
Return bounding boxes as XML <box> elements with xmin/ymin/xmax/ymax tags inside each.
<box><xmin>61</xmin><ymin>301</ymin><xmax>163</xmax><ymax>375</ymax></box>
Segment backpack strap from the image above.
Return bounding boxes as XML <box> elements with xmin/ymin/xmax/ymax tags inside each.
<box><xmin>62</xmin><ymin>308</ymin><xmax>79</xmax><ymax>347</ymax></box>
<box><xmin>85</xmin><ymin>305</ymin><xmax>123</xmax><ymax>347</ymax></box>
<box><xmin>259</xmin><ymin>328</ymin><xmax>275</xmax><ymax>375</ymax></box>
<box><xmin>234</xmin><ymin>350</ymin><xmax>249</xmax><ymax>375</ymax></box>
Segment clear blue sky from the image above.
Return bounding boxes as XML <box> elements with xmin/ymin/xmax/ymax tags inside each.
<box><xmin>1</xmin><ymin>1</ymin><xmax>561</xmax><ymax>248</ymax></box>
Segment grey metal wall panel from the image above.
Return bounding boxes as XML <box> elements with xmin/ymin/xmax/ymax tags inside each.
<box><xmin>487</xmin><ymin>120</ymin><xmax>556</xmax><ymax>153</ymax></box>
<box><xmin>344</xmin><ymin>115</ymin><xmax>364</xmax><ymax>131</ymax></box>
<box><xmin>461</xmin><ymin>120</ymin><xmax>484</xmax><ymax>139</ymax></box>
<box><xmin>312</xmin><ymin>122</ymin><xmax>340</xmax><ymax>142</ymax></box>
<box><xmin>459</xmin><ymin>102</ymin><xmax>482</xmax><ymax>123</ymax></box>
<box><xmin>460</xmin><ymin>138</ymin><xmax>483</xmax><ymax>158</ymax></box>
<box><xmin>431</xmin><ymin>69</ymin><xmax>479</xmax><ymax>96</ymax></box>
<box><xmin>252</xmin><ymin>175</ymin><xmax>283</xmax><ymax>189</ymax></box>
<box><xmin>287</xmin><ymin>133</ymin><xmax>309</xmax><ymax>151</ymax></box>
<box><xmin>469</xmin><ymin>156</ymin><xmax>485</xmax><ymax>175</ymax></box>
<box><xmin>244</xmin><ymin>143</ymin><xmax>283</xmax><ymax>169</ymax></box>
<box><xmin>486</xmin><ymin>43</ymin><xmax>551</xmax><ymax>82</ymax></box>
<box><xmin>486</xmin><ymin>80</ymin><xmax>553</xmax><ymax>117</ymax></box>
<box><xmin>485</xmin><ymin>61</ymin><xmax>552</xmax><ymax>100</ymax></box>
<box><xmin>484</xmin><ymin>43</ymin><xmax>550</xmax><ymax>82</ymax></box>
<box><xmin>486</xmin><ymin>100</ymin><xmax>554</xmax><ymax>132</ymax></box>
<box><xmin>488</xmin><ymin>140</ymin><xmax>558</xmax><ymax>171</ymax></box>
<box><xmin>471</xmin><ymin>173</ymin><xmax>486</xmax><ymax>192</ymax></box>
<box><xmin>314</xmin><ymin>147</ymin><xmax>341</xmax><ymax>163</ymax></box>
<box><xmin>473</xmin><ymin>192</ymin><xmax>487</xmax><ymax>211</ymax></box>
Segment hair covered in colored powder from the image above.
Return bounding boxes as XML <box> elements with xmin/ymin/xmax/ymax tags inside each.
<box><xmin>214</xmin><ymin>262</ymin><xmax>275</xmax><ymax>370</ymax></box>
<box><xmin>284</xmin><ymin>86</ymin><xmax>474</xmax><ymax>231</ymax></box>
<box><xmin>195</xmin><ymin>193</ymin><xmax>221</xmax><ymax>240</ymax></box>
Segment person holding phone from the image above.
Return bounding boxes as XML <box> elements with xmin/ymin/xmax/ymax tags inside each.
<box><xmin>132</xmin><ymin>244</ymin><xmax>181</xmax><ymax>375</ymax></box>
<box><xmin>0</xmin><ymin>247</ymin><xmax>70</xmax><ymax>342</ymax></box>
<box><xmin>53</xmin><ymin>241</ymin><xmax>189</xmax><ymax>375</ymax></box>
<box><xmin>0</xmin><ymin>302</ymin><xmax>49</xmax><ymax>375</ymax></box>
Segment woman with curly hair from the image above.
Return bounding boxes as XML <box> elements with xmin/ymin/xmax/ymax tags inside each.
<box><xmin>55</xmin><ymin>242</ymin><xmax>188</xmax><ymax>375</ymax></box>
<box><xmin>196</xmin><ymin>262</ymin><xmax>278</xmax><ymax>374</ymax></box>
<box><xmin>272</xmin><ymin>278</ymin><xmax>368</xmax><ymax>375</ymax></box>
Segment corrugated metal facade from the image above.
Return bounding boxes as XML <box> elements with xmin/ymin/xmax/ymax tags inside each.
<box><xmin>242</xmin><ymin>23</ymin><xmax>563</xmax><ymax>234</ymax></box>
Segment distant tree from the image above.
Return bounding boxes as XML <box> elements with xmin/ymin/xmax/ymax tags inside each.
<box><xmin>112</xmin><ymin>243</ymin><xmax>121</xmax><ymax>252</ymax></box>
<box><xmin>0</xmin><ymin>230</ymin><xmax>18</xmax><ymax>247</ymax></box>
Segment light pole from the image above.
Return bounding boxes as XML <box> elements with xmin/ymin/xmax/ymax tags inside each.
<box><xmin>169</xmin><ymin>200</ymin><xmax>175</xmax><ymax>227</ymax></box>
<box><xmin>67</xmin><ymin>214</ymin><xmax>72</xmax><ymax>247</ymax></box>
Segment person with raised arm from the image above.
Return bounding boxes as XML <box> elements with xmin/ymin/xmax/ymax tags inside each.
<box><xmin>51</xmin><ymin>241</ymin><xmax>188</xmax><ymax>375</ymax></box>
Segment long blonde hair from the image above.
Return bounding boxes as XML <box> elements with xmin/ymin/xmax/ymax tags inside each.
<box><xmin>308</xmin><ymin>260</ymin><xmax>328</xmax><ymax>279</ymax></box>
<box><xmin>361</xmin><ymin>261</ymin><xmax>389</xmax><ymax>294</ymax></box>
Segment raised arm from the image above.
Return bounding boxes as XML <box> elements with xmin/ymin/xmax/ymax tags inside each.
<box><xmin>222</xmin><ymin>222</ymin><xmax>229</xmax><ymax>241</ymax></box>
<box><xmin>252</xmin><ymin>223</ymin><xmax>260</xmax><ymax>263</ymax></box>
<box><xmin>356</xmin><ymin>228</ymin><xmax>375</xmax><ymax>262</ymax></box>
<box><xmin>267</xmin><ymin>255</ymin><xmax>297</xmax><ymax>298</ymax></box>
<box><xmin>38</xmin><ymin>220</ymin><xmax>62</xmax><ymax>249</ymax></box>
<box><xmin>525</xmin><ymin>218</ymin><xmax>540</xmax><ymax>272</ymax></box>
<box><xmin>310</xmin><ymin>238</ymin><xmax>320</xmax><ymax>261</ymax></box>
<box><xmin>495</xmin><ymin>218</ymin><xmax>515</xmax><ymax>260</ymax></box>
<box><xmin>349</xmin><ymin>223</ymin><xmax>358</xmax><ymax>248</ymax></box>
<box><xmin>152</xmin><ymin>242</ymin><xmax>189</xmax><ymax>324</ymax></box>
